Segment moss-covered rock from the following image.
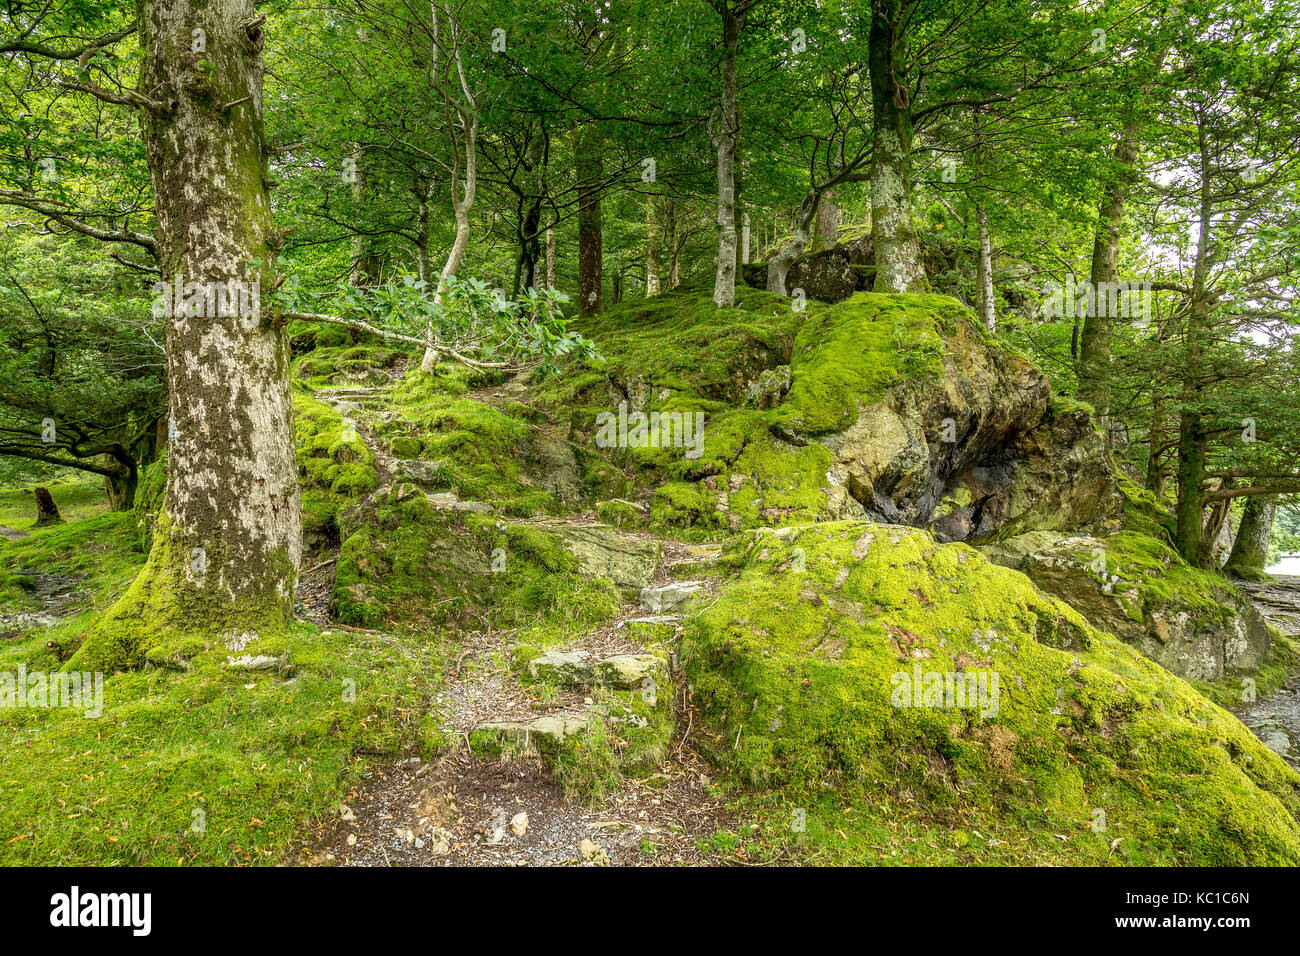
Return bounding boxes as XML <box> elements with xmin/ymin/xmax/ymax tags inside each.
<box><xmin>987</xmin><ymin>530</ymin><xmax>1272</xmax><ymax>682</ymax></box>
<box><xmin>332</xmin><ymin>504</ymin><xmax>619</xmax><ymax>639</ymax></box>
<box><xmin>681</xmin><ymin>522</ymin><xmax>1300</xmax><ymax>865</ymax></box>
<box><xmin>547</xmin><ymin>290</ymin><xmax>1119</xmax><ymax>544</ymax></box>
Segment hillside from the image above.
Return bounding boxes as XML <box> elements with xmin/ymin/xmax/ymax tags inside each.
<box><xmin>2</xmin><ymin>288</ymin><xmax>1297</xmax><ymax>867</ymax></box>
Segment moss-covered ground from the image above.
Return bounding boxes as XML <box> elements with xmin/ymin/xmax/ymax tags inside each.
<box><xmin>3</xmin><ymin>291</ymin><xmax>1298</xmax><ymax>866</ymax></box>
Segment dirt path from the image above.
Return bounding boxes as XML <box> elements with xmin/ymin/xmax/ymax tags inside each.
<box><xmin>0</xmin><ymin>524</ymin><xmax>28</xmax><ymax>541</ymax></box>
<box><xmin>295</xmin><ymin>366</ymin><xmax>736</xmax><ymax>866</ymax></box>
<box><xmin>1236</xmin><ymin>574</ymin><xmax>1300</xmax><ymax>769</ymax></box>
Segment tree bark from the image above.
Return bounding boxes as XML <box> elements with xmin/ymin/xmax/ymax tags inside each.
<box><xmin>868</xmin><ymin>0</ymin><xmax>925</xmax><ymax>292</ymax></box>
<box><xmin>81</xmin><ymin>0</ymin><xmax>300</xmax><ymax>667</ymax></box>
<box><xmin>545</xmin><ymin>226</ymin><xmax>555</xmax><ymax>289</ymax></box>
<box><xmin>976</xmin><ymin>203</ymin><xmax>995</xmax><ymax>331</ymax></box>
<box><xmin>33</xmin><ymin>487</ymin><xmax>62</xmax><ymax>527</ymax></box>
<box><xmin>421</xmin><ymin>4</ymin><xmax>478</xmax><ymax>371</ymax></box>
<box><xmin>664</xmin><ymin>197</ymin><xmax>680</xmax><ymax>289</ymax></box>
<box><xmin>1224</xmin><ymin>496</ymin><xmax>1276</xmax><ymax>575</ymax></box>
<box><xmin>1077</xmin><ymin>123</ymin><xmax>1139</xmax><ymax>434</ymax></box>
<box><xmin>646</xmin><ymin>198</ymin><xmax>661</xmax><ymax>295</ymax></box>
<box><xmin>767</xmin><ymin>190</ymin><xmax>819</xmax><ymax>295</ymax></box>
<box><xmin>813</xmin><ymin>189</ymin><xmax>840</xmax><ymax>251</ymax></box>
<box><xmin>712</xmin><ymin>2</ymin><xmax>745</xmax><ymax>307</ymax></box>
<box><xmin>576</xmin><ymin>120</ymin><xmax>604</xmax><ymax>316</ymax></box>
<box><xmin>348</xmin><ymin>144</ymin><xmax>382</xmax><ymax>286</ymax></box>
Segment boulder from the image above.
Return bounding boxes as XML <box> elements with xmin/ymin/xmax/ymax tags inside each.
<box><xmin>789</xmin><ymin>298</ymin><xmax>1121</xmax><ymax>542</ymax></box>
<box><xmin>680</xmin><ymin>522</ymin><xmax>1300</xmax><ymax>865</ymax></box>
<box><xmin>985</xmin><ymin>531</ymin><xmax>1272</xmax><ymax>681</ymax></box>
<box><xmin>393</xmin><ymin>459</ymin><xmax>443</xmax><ymax>485</ymax></box>
<box><xmin>528</xmin><ymin>649</ymin><xmax>666</xmax><ymax>689</ymax></box>
<box><xmin>640</xmin><ymin>581</ymin><xmax>703</xmax><ymax>614</ymax></box>
<box><xmin>547</xmin><ymin>523</ymin><xmax>661</xmax><ymax>588</ymax></box>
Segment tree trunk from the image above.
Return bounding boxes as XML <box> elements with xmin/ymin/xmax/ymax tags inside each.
<box><xmin>1174</xmin><ymin>407</ymin><xmax>1206</xmax><ymax>566</ymax></box>
<box><xmin>79</xmin><ymin>0</ymin><xmax>300</xmax><ymax>669</ymax></box>
<box><xmin>576</xmin><ymin>121</ymin><xmax>604</xmax><ymax>316</ymax></box>
<box><xmin>712</xmin><ymin>3</ymin><xmax>743</xmax><ymax>307</ymax></box>
<box><xmin>767</xmin><ymin>190</ymin><xmax>818</xmax><ymax>295</ymax></box>
<box><xmin>1224</xmin><ymin>496</ymin><xmax>1276</xmax><ymax>576</ymax></box>
<box><xmin>976</xmin><ymin>203</ymin><xmax>995</xmax><ymax>331</ymax></box>
<box><xmin>348</xmin><ymin>144</ymin><xmax>382</xmax><ymax>286</ymax></box>
<box><xmin>1077</xmin><ymin>123</ymin><xmax>1140</xmax><ymax>436</ymax></box>
<box><xmin>416</xmin><ymin>189</ymin><xmax>432</xmax><ymax>284</ymax></box>
<box><xmin>545</xmin><ymin>226</ymin><xmax>555</xmax><ymax>289</ymax></box>
<box><xmin>813</xmin><ymin>189</ymin><xmax>840</xmax><ymax>251</ymax></box>
<box><xmin>104</xmin><ymin>463</ymin><xmax>138</xmax><ymax>512</ymax></box>
<box><xmin>741</xmin><ymin>211</ymin><xmax>751</xmax><ymax>265</ymax></box>
<box><xmin>646</xmin><ymin>198</ymin><xmax>661</xmax><ymax>295</ymax></box>
<box><xmin>420</xmin><ymin>6</ymin><xmax>478</xmax><ymax>371</ymax></box>
<box><xmin>33</xmin><ymin>487</ymin><xmax>62</xmax><ymax>527</ymax></box>
<box><xmin>1145</xmin><ymin>395</ymin><xmax>1167</xmax><ymax>496</ymax></box>
<box><xmin>868</xmin><ymin>0</ymin><xmax>924</xmax><ymax>292</ymax></box>
<box><xmin>664</xmin><ymin>198</ymin><xmax>680</xmax><ymax>289</ymax></box>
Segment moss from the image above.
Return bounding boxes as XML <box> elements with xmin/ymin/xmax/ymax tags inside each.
<box><xmin>69</xmin><ymin>510</ymin><xmax>296</xmax><ymax>672</ymax></box>
<box><xmin>651</xmin><ymin>481</ymin><xmax>726</xmax><ymax>534</ymax></box>
<box><xmin>291</xmin><ymin>341</ymin><xmax>405</xmax><ymax>388</ymax></box>
<box><xmin>1116</xmin><ymin>472</ymin><xmax>1175</xmax><ymax>543</ymax></box>
<box><xmin>294</xmin><ymin>393</ymin><xmax>377</xmax><ymax>497</ymax></box>
<box><xmin>133</xmin><ymin>458</ymin><xmax>168</xmax><ymax>553</ymax></box>
<box><xmin>331</xmin><ymin>506</ymin><xmax>618</xmax><ymax>639</ymax></box>
<box><xmin>544</xmin><ymin>686</ymin><xmax>676</xmax><ymax>803</ymax></box>
<box><xmin>595</xmin><ymin>499</ymin><xmax>644</xmax><ymax>529</ymax></box>
<box><xmin>389</xmin><ymin>435</ymin><xmax>422</xmax><ymax>459</ymax></box>
<box><xmin>0</xmin><ymin>618</ymin><xmax>444</xmax><ymax>864</ymax></box>
<box><xmin>386</xmin><ymin>372</ymin><xmax>558</xmax><ymax>516</ymax></box>
<box><xmin>681</xmin><ymin>522</ymin><xmax>1300</xmax><ymax>865</ymax></box>
<box><xmin>773</xmin><ymin>293</ymin><xmax>951</xmax><ymax>435</ymax></box>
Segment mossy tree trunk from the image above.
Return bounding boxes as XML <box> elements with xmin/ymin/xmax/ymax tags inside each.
<box><xmin>33</xmin><ymin>487</ymin><xmax>62</xmax><ymax>527</ymax></box>
<box><xmin>575</xmin><ymin>119</ymin><xmax>604</xmax><ymax>316</ymax></box>
<box><xmin>1225</xmin><ymin>496</ymin><xmax>1275</xmax><ymax>575</ymax></box>
<box><xmin>80</xmin><ymin>0</ymin><xmax>301</xmax><ymax>667</ymax></box>
<box><xmin>1077</xmin><ymin>123</ymin><xmax>1140</xmax><ymax>442</ymax></box>
<box><xmin>1173</xmin><ymin>135</ymin><xmax>1215</xmax><ymax>570</ymax></box>
<box><xmin>868</xmin><ymin>0</ymin><xmax>925</xmax><ymax>293</ymax></box>
<box><xmin>712</xmin><ymin>1</ymin><xmax>750</xmax><ymax>307</ymax></box>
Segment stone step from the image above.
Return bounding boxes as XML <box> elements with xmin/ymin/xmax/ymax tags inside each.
<box><xmin>639</xmin><ymin>580</ymin><xmax>703</xmax><ymax>614</ymax></box>
<box><xmin>527</xmin><ymin>649</ymin><xmax>665</xmax><ymax>689</ymax></box>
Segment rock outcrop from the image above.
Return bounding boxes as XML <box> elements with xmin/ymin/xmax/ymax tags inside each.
<box><xmin>982</xmin><ymin>530</ymin><xmax>1272</xmax><ymax>681</ymax></box>
<box><xmin>681</xmin><ymin>523</ymin><xmax>1300</xmax><ymax>865</ymax></box>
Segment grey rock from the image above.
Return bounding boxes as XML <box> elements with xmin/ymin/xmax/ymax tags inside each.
<box><xmin>640</xmin><ymin>581</ymin><xmax>703</xmax><ymax>614</ymax></box>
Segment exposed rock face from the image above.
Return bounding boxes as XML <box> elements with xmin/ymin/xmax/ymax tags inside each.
<box><xmin>984</xmin><ymin>531</ymin><xmax>1272</xmax><ymax>681</ymax></box>
<box><xmin>744</xmin><ymin>235</ymin><xmax>876</xmax><ymax>304</ymax></box>
<box><xmin>806</xmin><ymin>316</ymin><xmax>1122</xmax><ymax>543</ymax></box>
<box><xmin>543</xmin><ymin>523</ymin><xmax>661</xmax><ymax>588</ymax></box>
<box><xmin>528</xmin><ymin>649</ymin><xmax>665</xmax><ymax>689</ymax></box>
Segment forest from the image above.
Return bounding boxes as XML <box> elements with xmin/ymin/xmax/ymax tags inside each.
<box><xmin>1</xmin><ymin>0</ymin><xmax>1300</xmax><ymax>881</ymax></box>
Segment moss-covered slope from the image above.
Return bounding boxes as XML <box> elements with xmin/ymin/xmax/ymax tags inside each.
<box><xmin>681</xmin><ymin>522</ymin><xmax>1300</xmax><ymax>865</ymax></box>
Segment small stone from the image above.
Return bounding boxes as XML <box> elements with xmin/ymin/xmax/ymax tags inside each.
<box><xmin>428</xmin><ymin>827</ymin><xmax>452</xmax><ymax>856</ymax></box>
<box><xmin>339</xmin><ymin>805</ymin><xmax>356</xmax><ymax>822</ymax></box>
<box><xmin>579</xmin><ymin>838</ymin><xmax>610</xmax><ymax>866</ymax></box>
<box><xmin>511</xmin><ymin>811</ymin><xmax>529</xmax><ymax>837</ymax></box>
<box><xmin>346</xmin><ymin>834</ymin><xmax>357</xmax><ymax>846</ymax></box>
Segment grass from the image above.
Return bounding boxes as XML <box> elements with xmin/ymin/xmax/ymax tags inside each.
<box><xmin>0</xmin><ymin>473</ymin><xmax>110</xmax><ymax>531</ymax></box>
<box><xmin>0</xmin><ymin>509</ymin><xmax>446</xmax><ymax>865</ymax></box>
